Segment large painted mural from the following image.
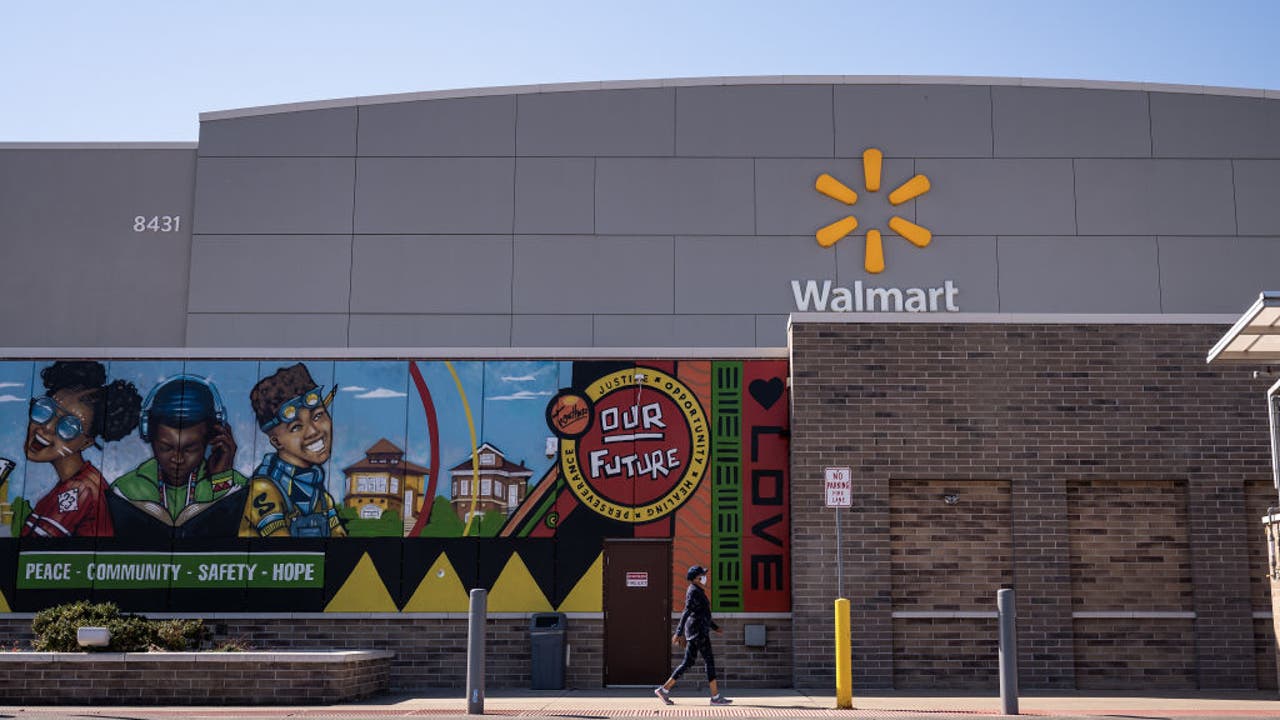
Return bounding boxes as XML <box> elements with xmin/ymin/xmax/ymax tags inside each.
<box><xmin>0</xmin><ymin>359</ymin><xmax>789</xmax><ymax>614</ymax></box>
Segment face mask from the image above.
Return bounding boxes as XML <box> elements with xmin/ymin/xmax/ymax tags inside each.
<box><xmin>699</xmin><ymin>575</ymin><xmax>707</xmax><ymax>585</ymax></box>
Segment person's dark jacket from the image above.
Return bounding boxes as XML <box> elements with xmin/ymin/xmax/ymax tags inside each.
<box><xmin>675</xmin><ymin>583</ymin><xmax>719</xmax><ymax>639</ymax></box>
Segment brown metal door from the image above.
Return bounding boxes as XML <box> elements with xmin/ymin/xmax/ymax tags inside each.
<box><xmin>603</xmin><ymin>539</ymin><xmax>672</xmax><ymax>686</ymax></box>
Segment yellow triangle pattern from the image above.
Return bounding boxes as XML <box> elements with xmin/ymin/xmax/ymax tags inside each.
<box><xmin>324</xmin><ymin>552</ymin><xmax>398</xmax><ymax>612</ymax></box>
<box><xmin>488</xmin><ymin>552</ymin><xmax>552</xmax><ymax>612</ymax></box>
<box><xmin>0</xmin><ymin>588</ymin><xmax>9</xmax><ymax>613</ymax></box>
<box><xmin>402</xmin><ymin>552</ymin><xmax>470</xmax><ymax>612</ymax></box>
<box><xmin>555</xmin><ymin>553</ymin><xmax>602</xmax><ymax>612</ymax></box>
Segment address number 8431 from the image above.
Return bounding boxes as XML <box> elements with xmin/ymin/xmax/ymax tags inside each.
<box><xmin>133</xmin><ymin>215</ymin><xmax>181</xmax><ymax>232</ymax></box>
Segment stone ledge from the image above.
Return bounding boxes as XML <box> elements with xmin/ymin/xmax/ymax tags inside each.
<box><xmin>0</xmin><ymin>650</ymin><xmax>392</xmax><ymax>705</ymax></box>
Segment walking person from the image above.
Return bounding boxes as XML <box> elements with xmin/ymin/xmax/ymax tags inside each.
<box><xmin>655</xmin><ymin>565</ymin><xmax>732</xmax><ymax>705</ymax></box>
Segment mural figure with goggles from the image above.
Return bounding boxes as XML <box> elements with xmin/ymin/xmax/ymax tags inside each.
<box><xmin>110</xmin><ymin>374</ymin><xmax>248</xmax><ymax>536</ymax></box>
<box><xmin>22</xmin><ymin>361</ymin><xmax>141</xmax><ymax>538</ymax></box>
<box><xmin>240</xmin><ymin>363</ymin><xmax>345</xmax><ymax>537</ymax></box>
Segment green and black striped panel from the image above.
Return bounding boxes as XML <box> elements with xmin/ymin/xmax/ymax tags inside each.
<box><xmin>711</xmin><ymin>361</ymin><xmax>743</xmax><ymax>612</ymax></box>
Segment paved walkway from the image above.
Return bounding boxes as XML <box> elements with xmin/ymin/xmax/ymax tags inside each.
<box><xmin>2</xmin><ymin>688</ymin><xmax>1278</xmax><ymax>720</ymax></box>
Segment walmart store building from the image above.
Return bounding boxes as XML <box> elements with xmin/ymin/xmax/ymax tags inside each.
<box><xmin>1</xmin><ymin>76</ymin><xmax>1279</xmax><ymax>691</ymax></box>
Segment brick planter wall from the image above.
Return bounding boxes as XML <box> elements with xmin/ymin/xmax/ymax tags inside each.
<box><xmin>789</xmin><ymin>320</ymin><xmax>1272</xmax><ymax>690</ymax></box>
<box><xmin>0</xmin><ymin>651</ymin><xmax>390</xmax><ymax>705</ymax></box>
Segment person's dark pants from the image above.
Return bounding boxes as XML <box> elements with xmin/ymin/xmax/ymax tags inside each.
<box><xmin>671</xmin><ymin>634</ymin><xmax>717</xmax><ymax>682</ymax></box>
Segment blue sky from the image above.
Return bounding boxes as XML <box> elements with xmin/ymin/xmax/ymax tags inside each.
<box><xmin>2</xmin><ymin>0</ymin><xmax>1278</xmax><ymax>141</ymax></box>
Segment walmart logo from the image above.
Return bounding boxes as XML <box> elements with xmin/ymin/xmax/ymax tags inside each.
<box><xmin>814</xmin><ymin>149</ymin><xmax>932</xmax><ymax>274</ymax></box>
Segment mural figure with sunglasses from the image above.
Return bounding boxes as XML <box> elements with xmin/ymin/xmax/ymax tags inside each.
<box><xmin>22</xmin><ymin>361</ymin><xmax>141</xmax><ymax>538</ymax></box>
<box><xmin>109</xmin><ymin>374</ymin><xmax>249</xmax><ymax>538</ymax></box>
<box><xmin>240</xmin><ymin>363</ymin><xmax>346</xmax><ymax>537</ymax></box>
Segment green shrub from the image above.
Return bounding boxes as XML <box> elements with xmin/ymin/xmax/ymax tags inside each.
<box><xmin>109</xmin><ymin>615</ymin><xmax>157</xmax><ymax>652</ymax></box>
<box><xmin>153</xmin><ymin>618</ymin><xmax>210</xmax><ymax>651</ymax></box>
<box><xmin>30</xmin><ymin>601</ymin><xmax>208</xmax><ymax>652</ymax></box>
<box><xmin>31</xmin><ymin>600</ymin><xmax>121</xmax><ymax>652</ymax></box>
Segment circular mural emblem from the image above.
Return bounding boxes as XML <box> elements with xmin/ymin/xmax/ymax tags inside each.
<box><xmin>545</xmin><ymin>390</ymin><xmax>594</xmax><ymax>439</ymax></box>
<box><xmin>549</xmin><ymin>368</ymin><xmax>709</xmax><ymax>524</ymax></box>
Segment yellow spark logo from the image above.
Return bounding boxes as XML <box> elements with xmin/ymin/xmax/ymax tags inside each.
<box><xmin>814</xmin><ymin>149</ymin><xmax>932</xmax><ymax>273</ymax></box>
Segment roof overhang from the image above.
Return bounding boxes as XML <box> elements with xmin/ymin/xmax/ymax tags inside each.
<box><xmin>1207</xmin><ymin>292</ymin><xmax>1280</xmax><ymax>364</ymax></box>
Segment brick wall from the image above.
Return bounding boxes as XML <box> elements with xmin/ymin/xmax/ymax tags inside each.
<box><xmin>1072</xmin><ymin>618</ymin><xmax>1196</xmax><ymax>689</ymax></box>
<box><xmin>890</xmin><ymin>479</ymin><xmax>1013</xmax><ymax>609</ymax></box>
<box><xmin>1255</xmin><ymin>618</ymin><xmax>1277</xmax><ymax>691</ymax></box>
<box><xmin>0</xmin><ymin>614</ymin><xmax>789</xmax><ymax>692</ymax></box>
<box><xmin>790</xmin><ymin>321</ymin><xmax>1270</xmax><ymax>690</ymax></box>
<box><xmin>887</xmin><ymin>480</ymin><xmax>1009</xmax><ymax>690</ymax></box>
<box><xmin>1067</xmin><ymin>479</ymin><xmax>1192</xmax><ymax>612</ymax></box>
<box><xmin>0</xmin><ymin>652</ymin><xmax>389</xmax><ymax>705</ymax></box>
<box><xmin>893</xmin><ymin>618</ymin><xmax>998</xmax><ymax>689</ymax></box>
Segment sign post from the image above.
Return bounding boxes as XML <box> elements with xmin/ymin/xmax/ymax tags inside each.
<box><xmin>825</xmin><ymin>466</ymin><xmax>853</xmax><ymax>709</ymax></box>
<box><xmin>824</xmin><ymin>466</ymin><xmax>852</xmax><ymax>595</ymax></box>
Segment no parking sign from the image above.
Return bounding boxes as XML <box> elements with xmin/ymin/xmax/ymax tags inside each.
<box><xmin>824</xmin><ymin>466</ymin><xmax>852</xmax><ymax>507</ymax></box>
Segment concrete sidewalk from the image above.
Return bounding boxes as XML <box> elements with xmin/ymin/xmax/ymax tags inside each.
<box><xmin>1</xmin><ymin>688</ymin><xmax>1278</xmax><ymax>720</ymax></box>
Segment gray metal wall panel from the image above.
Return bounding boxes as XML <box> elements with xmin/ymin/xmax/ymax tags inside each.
<box><xmin>198</xmin><ymin>108</ymin><xmax>357</xmax><ymax>157</ymax></box>
<box><xmin>354</xmin><ymin>157</ymin><xmax>514</xmax><ymax>234</ymax></box>
<box><xmin>1151</xmin><ymin>93</ymin><xmax>1280</xmax><ymax>158</ymax></box>
<box><xmin>595</xmin><ymin>158</ymin><xmax>754</xmax><ymax>235</ymax></box>
<box><xmin>185</xmin><ymin>314</ymin><xmax>351</xmax><ymax>347</ymax></box>
<box><xmin>0</xmin><ymin>230</ymin><xmax>192</xmax><ymax>347</ymax></box>
<box><xmin>193</xmin><ymin>157</ymin><xmax>355</xmax><ymax>234</ymax></box>
<box><xmin>992</xmin><ymin>87</ymin><xmax>1151</xmax><ymax>158</ymax></box>
<box><xmin>512</xmin><ymin>235</ymin><xmax>674</xmax><ymax>314</ymax></box>
<box><xmin>591</xmin><ymin>315</ymin><xmax>757</xmax><ymax>347</ymax></box>
<box><xmin>674</xmin><ymin>235</ymin><xmax>836</xmax><ymax>313</ymax></box>
<box><xmin>189</xmin><ymin>235</ymin><xmax>353</xmax><ymax>313</ymax></box>
<box><xmin>1075</xmin><ymin>159</ymin><xmax>1236</xmax><ymax>235</ymax></box>
<box><xmin>1233</xmin><ymin>160</ymin><xmax>1280</xmax><ymax>235</ymax></box>
<box><xmin>516</xmin><ymin>89</ymin><xmax>675</xmax><ymax>156</ymax></box>
<box><xmin>357</xmin><ymin>95</ymin><xmax>516</xmax><ymax>156</ymax></box>
<box><xmin>1158</xmin><ymin>236</ymin><xmax>1280</xmax><ymax>312</ymax></box>
<box><xmin>915</xmin><ymin>159</ymin><xmax>1075</xmax><ymax>235</ymax></box>
<box><xmin>511</xmin><ymin>315</ymin><xmax>594</xmax><ymax>347</ymax></box>
<box><xmin>514</xmin><ymin>158</ymin><xmax>595</xmax><ymax>234</ymax></box>
<box><xmin>834</xmin><ymin>85</ymin><xmax>992</xmax><ymax>157</ymax></box>
<box><xmin>675</xmin><ymin>85</ymin><xmax>834</xmax><ymax>157</ymax></box>
<box><xmin>832</xmin><ymin>236</ymin><xmax>999</xmax><ymax>312</ymax></box>
<box><xmin>756</xmin><ymin>157</ymin><xmax>916</xmax><ymax>236</ymax></box>
<box><xmin>347</xmin><ymin>314</ymin><xmax>512</xmax><ymax>347</ymax></box>
<box><xmin>0</xmin><ymin>149</ymin><xmax>195</xmax><ymax>346</ymax></box>
<box><xmin>756</xmin><ymin>314</ymin><xmax>788</xmax><ymax>346</ymax></box>
<box><xmin>996</xmin><ymin>236</ymin><xmax>1161</xmax><ymax>313</ymax></box>
<box><xmin>350</xmin><ymin>235</ymin><xmax>512</xmax><ymax>313</ymax></box>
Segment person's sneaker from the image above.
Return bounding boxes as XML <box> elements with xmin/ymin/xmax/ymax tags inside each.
<box><xmin>654</xmin><ymin>686</ymin><xmax>673</xmax><ymax>705</ymax></box>
<box><xmin>710</xmin><ymin>694</ymin><xmax>732</xmax><ymax>705</ymax></box>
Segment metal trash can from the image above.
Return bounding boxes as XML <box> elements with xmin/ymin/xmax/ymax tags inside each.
<box><xmin>530</xmin><ymin>612</ymin><xmax>567</xmax><ymax>689</ymax></box>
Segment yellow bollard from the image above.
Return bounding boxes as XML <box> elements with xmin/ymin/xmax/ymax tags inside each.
<box><xmin>835</xmin><ymin>597</ymin><xmax>852</xmax><ymax>709</ymax></box>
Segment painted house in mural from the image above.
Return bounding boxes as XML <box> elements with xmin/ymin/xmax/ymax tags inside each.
<box><xmin>449</xmin><ymin>443</ymin><xmax>531</xmax><ymax>522</ymax></box>
<box><xmin>342</xmin><ymin>438</ymin><xmax>429</xmax><ymax>526</ymax></box>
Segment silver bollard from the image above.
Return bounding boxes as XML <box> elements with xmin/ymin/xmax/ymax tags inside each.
<box><xmin>997</xmin><ymin>588</ymin><xmax>1019</xmax><ymax>715</ymax></box>
<box><xmin>467</xmin><ymin>588</ymin><xmax>487</xmax><ymax>715</ymax></box>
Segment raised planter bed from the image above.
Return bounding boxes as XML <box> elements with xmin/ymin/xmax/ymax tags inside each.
<box><xmin>0</xmin><ymin>650</ymin><xmax>393</xmax><ymax>705</ymax></box>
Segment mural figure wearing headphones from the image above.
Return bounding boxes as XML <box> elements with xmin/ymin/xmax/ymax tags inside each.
<box><xmin>110</xmin><ymin>374</ymin><xmax>248</xmax><ymax>535</ymax></box>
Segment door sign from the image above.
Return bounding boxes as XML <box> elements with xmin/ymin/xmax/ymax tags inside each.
<box><xmin>626</xmin><ymin>572</ymin><xmax>649</xmax><ymax>588</ymax></box>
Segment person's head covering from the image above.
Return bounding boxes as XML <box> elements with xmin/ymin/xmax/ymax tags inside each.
<box><xmin>686</xmin><ymin>565</ymin><xmax>708</xmax><ymax>582</ymax></box>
